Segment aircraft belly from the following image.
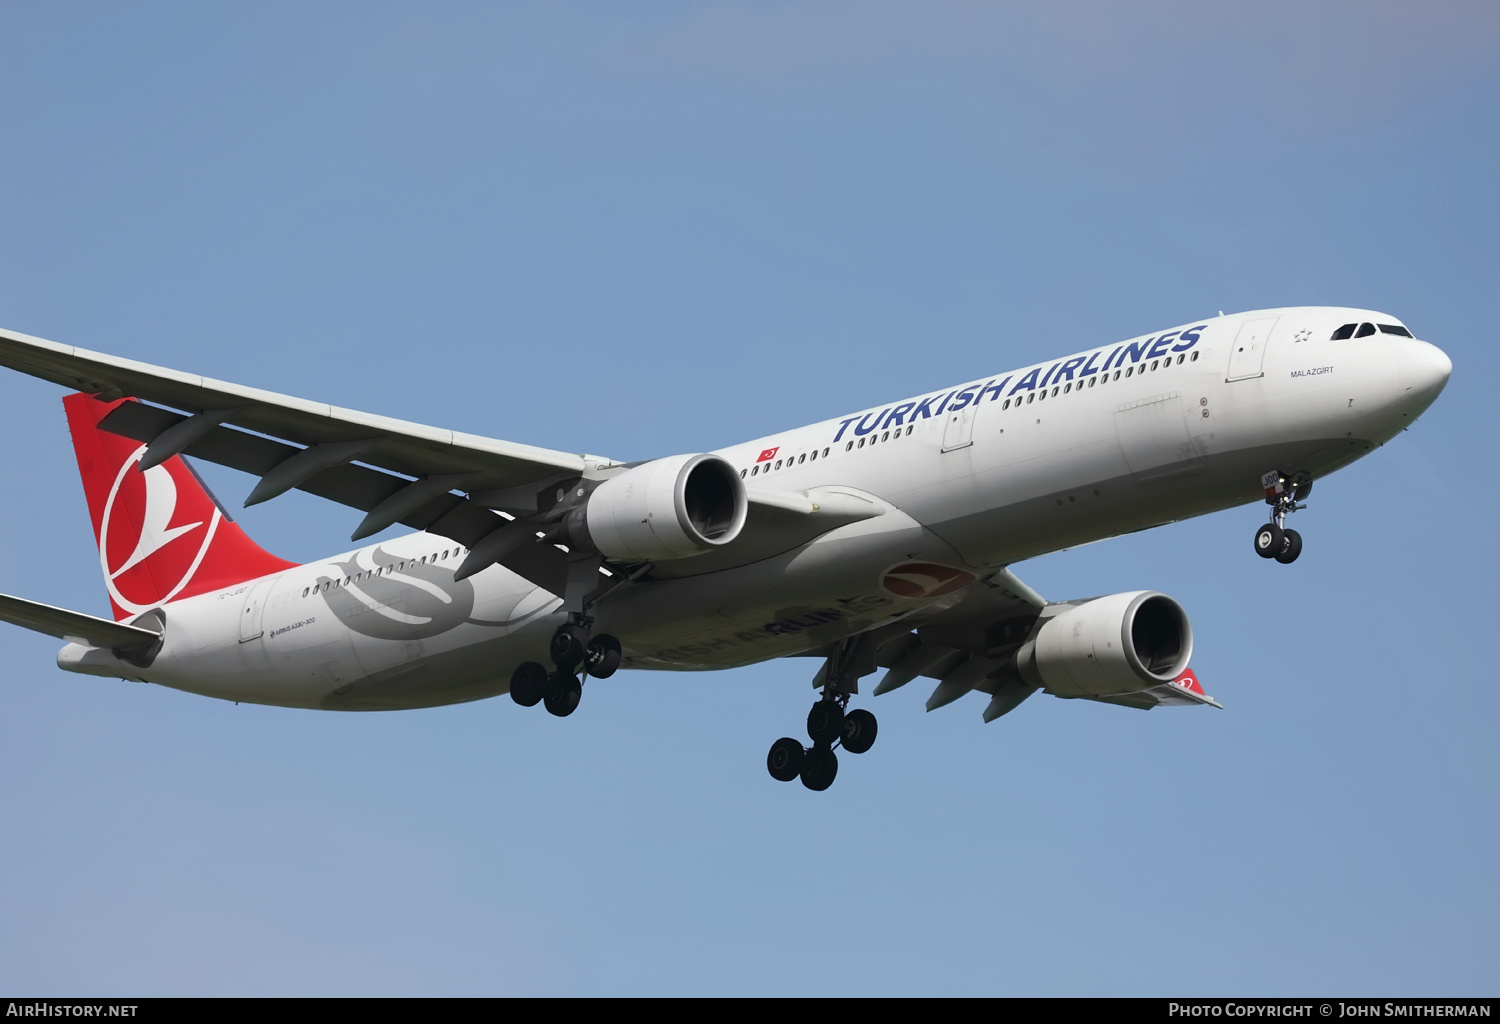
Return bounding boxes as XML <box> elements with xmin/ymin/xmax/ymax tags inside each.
<box><xmin>141</xmin><ymin>551</ymin><xmax>562</xmax><ymax>710</ymax></box>
<box><xmin>598</xmin><ymin>507</ymin><xmax>971</xmax><ymax>672</ymax></box>
<box><xmin>928</xmin><ymin>436</ymin><xmax>1356</xmax><ymax>566</ymax></box>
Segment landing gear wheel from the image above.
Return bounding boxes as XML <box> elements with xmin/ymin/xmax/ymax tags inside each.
<box><xmin>543</xmin><ymin>673</ymin><xmax>582</xmax><ymax>717</ymax></box>
<box><xmin>1275</xmin><ymin>528</ymin><xmax>1303</xmax><ymax>564</ymax></box>
<box><xmin>585</xmin><ymin>634</ymin><xmax>622</xmax><ymax>679</ymax></box>
<box><xmin>800</xmin><ymin>747</ymin><xmax>839</xmax><ymax>791</ymax></box>
<box><xmin>550</xmin><ymin>624</ymin><xmax>587</xmax><ymax>670</ymax></box>
<box><xmin>767</xmin><ymin>737</ymin><xmax>806</xmax><ymax>782</ymax></box>
<box><xmin>509</xmin><ymin>661</ymin><xmax>548</xmax><ymax>708</ymax></box>
<box><xmin>806</xmin><ymin>699</ymin><xmax>845</xmax><ymax>745</ymax></box>
<box><xmin>841</xmin><ymin>709</ymin><xmax>878</xmax><ymax>754</ymax></box>
<box><xmin>1254</xmin><ymin>523</ymin><xmax>1284</xmax><ymax>559</ymax></box>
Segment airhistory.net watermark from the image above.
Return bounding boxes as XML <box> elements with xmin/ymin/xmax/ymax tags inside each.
<box><xmin>5</xmin><ymin>1005</ymin><xmax>137</xmax><ymax>1017</ymax></box>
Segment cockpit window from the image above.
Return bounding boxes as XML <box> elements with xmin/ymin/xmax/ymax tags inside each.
<box><xmin>1354</xmin><ymin>322</ymin><xmax>1376</xmax><ymax>338</ymax></box>
<box><xmin>1331</xmin><ymin>323</ymin><xmax>1356</xmax><ymax>340</ymax></box>
<box><xmin>1379</xmin><ymin>324</ymin><xmax>1414</xmax><ymax>337</ymax></box>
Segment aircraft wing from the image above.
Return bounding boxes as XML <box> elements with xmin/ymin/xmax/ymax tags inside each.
<box><xmin>0</xmin><ymin>593</ymin><xmax>161</xmax><ymax>651</ymax></box>
<box><xmin>0</xmin><ymin>326</ymin><xmax>613</xmax><ymax>594</ymax></box>
<box><xmin>870</xmin><ymin>569</ymin><xmax>1219</xmax><ymax>719</ymax></box>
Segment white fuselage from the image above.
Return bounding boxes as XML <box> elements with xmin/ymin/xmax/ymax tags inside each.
<box><xmin>60</xmin><ymin>307</ymin><xmax>1451</xmax><ymax>710</ymax></box>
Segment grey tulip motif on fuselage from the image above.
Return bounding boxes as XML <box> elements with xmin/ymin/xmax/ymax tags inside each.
<box><xmin>313</xmin><ymin>546</ymin><xmax>509</xmax><ymax>640</ymax></box>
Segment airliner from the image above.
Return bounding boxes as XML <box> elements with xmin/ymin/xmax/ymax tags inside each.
<box><xmin>0</xmin><ymin>308</ymin><xmax>1451</xmax><ymax>790</ymax></box>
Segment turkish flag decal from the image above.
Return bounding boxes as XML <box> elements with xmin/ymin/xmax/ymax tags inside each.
<box><xmin>757</xmin><ymin>447</ymin><xmax>779</xmax><ymax>463</ymax></box>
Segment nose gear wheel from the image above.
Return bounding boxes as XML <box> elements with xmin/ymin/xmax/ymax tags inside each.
<box><xmin>1253</xmin><ymin>470</ymin><xmax>1310</xmax><ymax>565</ymax></box>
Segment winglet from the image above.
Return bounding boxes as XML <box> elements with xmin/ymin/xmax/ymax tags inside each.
<box><xmin>1171</xmin><ymin>667</ymin><xmax>1223</xmax><ymax>708</ymax></box>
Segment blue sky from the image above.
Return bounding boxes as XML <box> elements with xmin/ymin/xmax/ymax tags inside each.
<box><xmin>1</xmin><ymin>2</ymin><xmax>1495</xmax><ymax>995</ymax></box>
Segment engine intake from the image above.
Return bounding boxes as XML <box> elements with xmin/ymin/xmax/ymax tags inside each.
<box><xmin>573</xmin><ymin>453</ymin><xmax>747</xmax><ymax>562</ymax></box>
<box><xmin>1015</xmin><ymin>590</ymin><xmax>1192</xmax><ymax>697</ymax></box>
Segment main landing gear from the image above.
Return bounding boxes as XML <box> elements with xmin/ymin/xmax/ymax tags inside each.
<box><xmin>767</xmin><ymin>636</ymin><xmax>879</xmax><ymax>792</ymax></box>
<box><xmin>1253</xmin><ymin>470</ymin><xmax>1312</xmax><ymax>565</ymax></box>
<box><xmin>510</xmin><ymin>619</ymin><xmax>622</xmax><ymax>718</ymax></box>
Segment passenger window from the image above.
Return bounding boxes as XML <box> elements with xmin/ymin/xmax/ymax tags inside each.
<box><xmin>858</xmin><ymin>437</ymin><xmax>865</xmax><ymax>448</ymax></box>
<box><xmin>798</xmin><ymin>453</ymin><xmax>806</xmax><ymax>464</ymax></box>
<box><xmin>1125</xmin><ymin>366</ymin><xmax>1133</xmax><ymax>377</ymax></box>
<box><xmin>845</xmin><ymin>441</ymin><xmax>853</xmax><ymax>451</ymax></box>
<box><xmin>1150</xmin><ymin>360</ymin><xmax>1159</xmax><ymax>371</ymax></box>
<box><xmin>809</xmin><ymin>450</ymin><xmax>817</xmax><ymax>461</ymax></box>
<box><xmin>1064</xmin><ymin>382</ymin><xmax>1072</xmax><ymax>393</ymax></box>
<box><xmin>1088</xmin><ymin>377</ymin><xmax>1095</xmax><ymax>387</ymax></box>
<box><xmin>1038</xmin><ymin>389</ymin><xmax>1047</xmax><ymax>402</ymax></box>
<box><xmin>1379</xmin><ymin>324</ymin><xmax>1414</xmax><ymax>337</ymax></box>
<box><xmin>1052</xmin><ymin>386</ymin><xmax>1059</xmax><ymax>397</ymax></box>
<box><xmin>302</xmin><ymin>587</ymin><xmax>309</xmax><ymax>598</ymax></box>
<box><xmin>1002</xmin><ymin>399</ymin><xmax>1010</xmax><ymax>409</ymax></box>
<box><xmin>1331</xmin><ymin>323</ymin><xmax>1356</xmax><ymax>340</ymax></box>
<box><xmin>905</xmin><ymin>425</ymin><xmax>912</xmax><ymax>436</ymax></box>
<box><xmin>1190</xmin><ymin>352</ymin><xmax>1199</xmax><ymax>362</ymax></box>
<box><xmin>1176</xmin><ymin>354</ymin><xmax>1184</xmax><ymax>364</ymax></box>
<box><xmin>1027</xmin><ymin>392</ymin><xmax>1035</xmax><ymax>404</ymax></box>
<box><xmin>751</xmin><ymin>464</ymin><xmax>759</xmax><ymax>476</ymax></box>
<box><xmin>823</xmin><ymin>447</ymin><xmax>830</xmax><ymax>457</ymax></box>
<box><xmin>740</xmin><ymin>469</ymin><xmax>747</xmax><ymax>478</ymax></box>
<box><xmin>1113</xmin><ymin>369</ymin><xmax>1121</xmax><ymax>380</ymax></box>
<box><xmin>1355</xmin><ymin>323</ymin><xmax>1376</xmax><ymax>338</ymax></box>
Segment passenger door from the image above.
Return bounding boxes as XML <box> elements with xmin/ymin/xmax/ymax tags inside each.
<box><xmin>1226</xmin><ymin>316</ymin><xmax>1279</xmax><ymax>381</ymax></box>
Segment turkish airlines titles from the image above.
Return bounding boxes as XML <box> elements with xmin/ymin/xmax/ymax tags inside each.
<box><xmin>829</xmin><ymin>324</ymin><xmax>1208</xmax><ymax>443</ymax></box>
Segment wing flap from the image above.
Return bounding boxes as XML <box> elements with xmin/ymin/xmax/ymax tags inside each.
<box><xmin>0</xmin><ymin>593</ymin><xmax>161</xmax><ymax>650</ymax></box>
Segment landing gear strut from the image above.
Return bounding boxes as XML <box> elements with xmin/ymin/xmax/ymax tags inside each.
<box><xmin>766</xmin><ymin>635</ymin><xmax>879</xmax><ymax>792</ymax></box>
<box><xmin>510</xmin><ymin>617</ymin><xmax>622</xmax><ymax>717</ymax></box>
<box><xmin>1253</xmin><ymin>470</ymin><xmax>1311</xmax><ymax>565</ymax></box>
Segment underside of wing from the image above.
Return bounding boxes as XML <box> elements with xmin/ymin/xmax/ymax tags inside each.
<box><xmin>865</xmin><ymin>568</ymin><xmax>1048</xmax><ymax>720</ymax></box>
<box><xmin>864</xmin><ymin>569</ymin><xmax>1219</xmax><ymax>719</ymax></box>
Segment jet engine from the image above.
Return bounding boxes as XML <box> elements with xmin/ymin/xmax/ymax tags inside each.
<box><xmin>1014</xmin><ymin>590</ymin><xmax>1192</xmax><ymax>697</ymax></box>
<box><xmin>568</xmin><ymin>453</ymin><xmax>747</xmax><ymax>562</ymax></box>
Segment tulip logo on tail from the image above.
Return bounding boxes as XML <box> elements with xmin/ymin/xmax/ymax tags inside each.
<box><xmin>99</xmin><ymin>446</ymin><xmax>223</xmax><ymax>615</ymax></box>
<box><xmin>64</xmin><ymin>393</ymin><xmax>299</xmax><ymax>620</ymax></box>
<box><xmin>879</xmin><ymin>562</ymin><xmax>976</xmax><ymax>600</ymax></box>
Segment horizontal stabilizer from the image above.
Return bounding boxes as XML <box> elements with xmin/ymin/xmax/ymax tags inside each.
<box><xmin>0</xmin><ymin>593</ymin><xmax>162</xmax><ymax>650</ymax></box>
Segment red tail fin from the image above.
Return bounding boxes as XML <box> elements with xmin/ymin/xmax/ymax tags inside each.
<box><xmin>64</xmin><ymin>393</ymin><xmax>298</xmax><ymax>620</ymax></box>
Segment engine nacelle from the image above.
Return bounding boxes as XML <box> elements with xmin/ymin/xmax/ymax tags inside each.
<box><xmin>574</xmin><ymin>453</ymin><xmax>747</xmax><ymax>562</ymax></box>
<box><xmin>1015</xmin><ymin>590</ymin><xmax>1192</xmax><ymax>697</ymax></box>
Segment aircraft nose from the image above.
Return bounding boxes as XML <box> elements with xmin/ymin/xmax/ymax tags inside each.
<box><xmin>1399</xmin><ymin>339</ymin><xmax>1452</xmax><ymax>405</ymax></box>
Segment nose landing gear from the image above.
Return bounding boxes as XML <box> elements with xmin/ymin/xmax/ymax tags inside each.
<box><xmin>510</xmin><ymin>618</ymin><xmax>622</xmax><ymax>717</ymax></box>
<box><xmin>766</xmin><ymin>636</ymin><xmax>880</xmax><ymax>791</ymax></box>
<box><xmin>1253</xmin><ymin>470</ymin><xmax>1311</xmax><ymax>564</ymax></box>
